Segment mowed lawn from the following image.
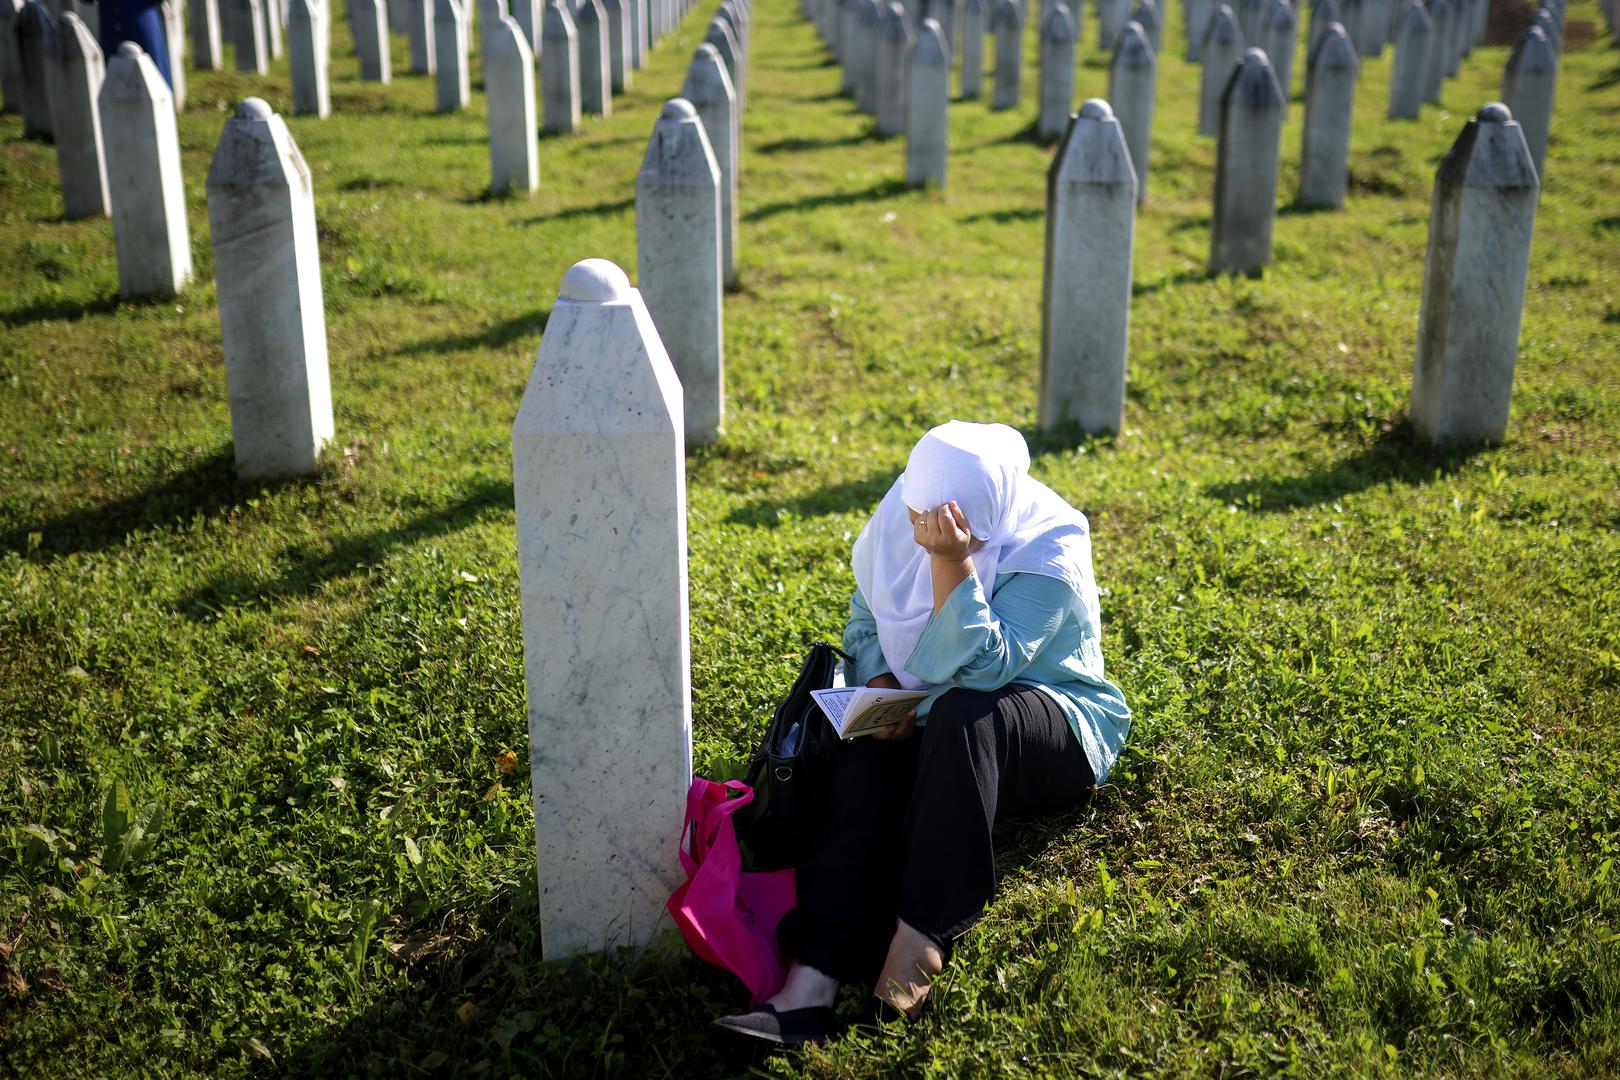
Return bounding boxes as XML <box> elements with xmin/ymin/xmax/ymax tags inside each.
<box><xmin>2</xmin><ymin>0</ymin><xmax>1618</xmax><ymax>1074</ymax></box>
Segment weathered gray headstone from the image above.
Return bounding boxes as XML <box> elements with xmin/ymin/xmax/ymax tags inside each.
<box><xmin>960</xmin><ymin>0</ymin><xmax>986</xmax><ymax>96</ymax></box>
<box><xmin>207</xmin><ymin>97</ymin><xmax>333</xmax><ymax>479</ymax></box>
<box><xmin>1501</xmin><ymin>23</ymin><xmax>1555</xmax><ymax>181</ymax></box>
<box><xmin>434</xmin><ymin>0</ymin><xmax>469</xmax><ymax>108</ymax></box>
<box><xmin>1098</xmin><ymin>0</ymin><xmax>1126</xmax><ymax>44</ymax></box>
<box><xmin>1198</xmin><ymin>3</ymin><xmax>1242</xmax><ymax>136</ymax></box>
<box><xmin>541</xmin><ymin>0</ymin><xmax>580</xmax><ymax>131</ymax></box>
<box><xmin>1363</xmin><ymin>0</ymin><xmax>1385</xmax><ymax>54</ymax></box>
<box><xmin>1298</xmin><ymin>21</ymin><xmax>1355</xmax><ymax>208</ymax></box>
<box><xmin>1411</xmin><ymin>103</ymin><xmax>1539</xmax><ymax>445</ymax></box>
<box><xmin>1263</xmin><ymin>0</ymin><xmax>1296</xmax><ymax>107</ymax></box>
<box><xmin>1422</xmin><ymin>0</ymin><xmax>1447</xmax><ymax>102</ymax></box>
<box><xmin>0</xmin><ymin>0</ymin><xmax>26</xmax><ymax>112</ymax></box>
<box><xmin>1108</xmin><ymin>19</ymin><xmax>1155</xmax><ymax>203</ymax></box>
<box><xmin>1037</xmin><ymin>4</ymin><xmax>1076</xmax><ymax>141</ymax></box>
<box><xmin>1338</xmin><ymin>0</ymin><xmax>1362</xmax><ymax>53</ymax></box>
<box><xmin>235</xmin><ymin>0</ymin><xmax>269</xmax><ymax>71</ymax></box>
<box><xmin>190</xmin><ymin>0</ymin><xmax>223</xmax><ymax>67</ymax></box>
<box><xmin>1129</xmin><ymin>0</ymin><xmax>1160</xmax><ymax>51</ymax></box>
<box><xmin>486</xmin><ymin>16</ymin><xmax>538</xmax><ymax>193</ymax></box>
<box><xmin>43</xmin><ymin>12</ymin><xmax>108</xmax><ymax>216</ymax></box>
<box><xmin>603</xmin><ymin>0</ymin><xmax>630</xmax><ymax>90</ymax></box>
<box><xmin>1236</xmin><ymin>0</ymin><xmax>1263</xmax><ymax>38</ymax></box>
<box><xmin>906</xmin><ymin>17</ymin><xmax>948</xmax><ymax>184</ymax></box>
<box><xmin>287</xmin><ymin>0</ymin><xmax>329</xmax><ymax>115</ymax></box>
<box><xmin>637</xmin><ymin>98</ymin><xmax>723</xmax><ymax>445</ymax></box>
<box><xmin>630</xmin><ymin>0</ymin><xmax>645</xmax><ymax>68</ymax></box>
<box><xmin>408</xmin><ymin>0</ymin><xmax>436</xmax><ymax>72</ymax></box>
<box><xmin>853</xmin><ymin>0</ymin><xmax>880</xmax><ymax>114</ymax></box>
<box><xmin>1186</xmin><ymin>0</ymin><xmax>1209</xmax><ymax>58</ymax></box>
<box><xmin>838</xmin><ymin>0</ymin><xmax>858</xmax><ymax>91</ymax></box>
<box><xmin>703</xmin><ymin>17</ymin><xmax>741</xmax><ymax>110</ymax></box>
<box><xmin>1307</xmin><ymin>0</ymin><xmax>1338</xmax><ymax>57</ymax></box>
<box><xmin>716</xmin><ymin>1</ymin><xmax>746</xmax><ymax>94</ymax></box>
<box><xmin>1386</xmin><ymin>0</ymin><xmax>1426</xmax><ymax>116</ymax></box>
<box><xmin>873</xmin><ymin>1</ymin><xmax>912</xmax><ymax>136</ymax></box>
<box><xmin>101</xmin><ymin>43</ymin><xmax>191</xmax><ymax>298</ymax></box>
<box><xmin>353</xmin><ymin>0</ymin><xmax>390</xmax><ymax>80</ymax></box>
<box><xmin>476</xmin><ymin>0</ymin><xmax>506</xmax><ymax>58</ymax></box>
<box><xmin>682</xmin><ymin>43</ymin><xmax>737</xmax><ymax>287</ymax></box>
<box><xmin>16</xmin><ymin>1</ymin><xmax>53</xmax><ymax>137</ymax></box>
<box><xmin>575</xmin><ymin>0</ymin><xmax>610</xmax><ymax>116</ymax></box>
<box><xmin>989</xmin><ymin>0</ymin><xmax>1021</xmax><ymax>108</ymax></box>
<box><xmin>1040</xmin><ymin>99</ymin><xmax>1136</xmax><ymax>434</ymax></box>
<box><xmin>512</xmin><ymin>256</ymin><xmax>692</xmax><ymax>964</ymax></box>
<box><xmin>1208</xmin><ymin>47</ymin><xmax>1284</xmax><ymax>274</ymax></box>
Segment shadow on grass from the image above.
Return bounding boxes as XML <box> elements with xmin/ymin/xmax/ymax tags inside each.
<box><xmin>1022</xmin><ymin>424</ymin><xmax>1122</xmax><ymax>461</ymax></box>
<box><xmin>756</xmin><ymin>131</ymin><xmax>878</xmax><ymax>154</ymax></box>
<box><xmin>724</xmin><ymin>473</ymin><xmax>896</xmax><ymax>526</ymax></box>
<box><xmin>1131</xmin><ymin>266</ymin><xmax>1212</xmax><ymax>296</ymax></box>
<box><xmin>1202</xmin><ymin>422</ymin><xmax>1479</xmax><ymax>512</ymax></box>
<box><xmin>179</xmin><ymin>478</ymin><xmax>513</xmax><ymax>618</ymax></box>
<box><xmin>984</xmin><ymin>119</ymin><xmax>1053</xmax><ymax>147</ymax></box>
<box><xmin>1587</xmin><ymin>63</ymin><xmax>1620</xmax><ymax>91</ymax></box>
<box><xmin>1278</xmin><ymin>200</ymin><xmax>1338</xmax><ymax>217</ymax></box>
<box><xmin>521</xmin><ymin>196</ymin><xmax>634</xmax><ymax>226</ymax></box>
<box><xmin>397</xmin><ymin>309</ymin><xmax>550</xmax><ymax>356</ymax></box>
<box><xmin>2</xmin><ymin>292</ymin><xmax>140</xmax><ymax>328</ymax></box>
<box><xmin>0</xmin><ymin>449</ymin><xmax>303</xmax><ymax>562</ymax></box>
<box><xmin>743</xmin><ymin>178</ymin><xmax>910</xmax><ymax>222</ymax></box>
<box><xmin>959</xmin><ymin>206</ymin><xmax>1043</xmax><ymax>224</ymax></box>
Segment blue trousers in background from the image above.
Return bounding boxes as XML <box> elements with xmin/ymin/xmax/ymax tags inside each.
<box><xmin>93</xmin><ymin>0</ymin><xmax>175</xmax><ymax>91</ymax></box>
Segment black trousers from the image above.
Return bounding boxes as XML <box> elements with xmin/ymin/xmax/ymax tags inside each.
<box><xmin>776</xmin><ymin>683</ymin><xmax>1097</xmax><ymax>986</ymax></box>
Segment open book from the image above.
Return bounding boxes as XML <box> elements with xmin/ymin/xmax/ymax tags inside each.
<box><xmin>810</xmin><ymin>687</ymin><xmax>929</xmax><ymax>739</ymax></box>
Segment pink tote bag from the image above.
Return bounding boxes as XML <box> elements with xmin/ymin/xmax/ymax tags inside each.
<box><xmin>667</xmin><ymin>777</ymin><xmax>797</xmax><ymax>1004</ymax></box>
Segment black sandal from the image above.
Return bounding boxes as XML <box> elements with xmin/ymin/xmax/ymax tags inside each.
<box><xmin>709</xmin><ymin>1003</ymin><xmax>839</xmax><ymax>1048</ymax></box>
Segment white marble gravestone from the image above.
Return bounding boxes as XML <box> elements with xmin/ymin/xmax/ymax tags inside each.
<box><xmin>44</xmin><ymin>12</ymin><xmax>108</xmax><ymax>217</ymax></box>
<box><xmin>1098</xmin><ymin>0</ymin><xmax>1126</xmax><ymax>45</ymax></box>
<box><xmin>1129</xmin><ymin>0</ymin><xmax>1161</xmax><ymax>51</ymax></box>
<box><xmin>190</xmin><ymin>0</ymin><xmax>223</xmax><ymax>67</ymax></box>
<box><xmin>874</xmin><ymin>0</ymin><xmax>912</xmax><ymax>137</ymax></box>
<box><xmin>852</xmin><ymin>0</ymin><xmax>879</xmax><ymax>114</ymax></box>
<box><xmin>260</xmin><ymin>0</ymin><xmax>282</xmax><ymax>58</ymax></box>
<box><xmin>838</xmin><ymin>0</ymin><xmax>858</xmax><ymax>91</ymax></box>
<box><xmin>1236</xmin><ymin>0</ymin><xmax>1263</xmax><ymax>38</ymax></box>
<box><xmin>235</xmin><ymin>0</ymin><xmax>269</xmax><ymax>71</ymax></box>
<box><xmin>716</xmin><ymin>2</ymin><xmax>745</xmax><ymax>95</ymax></box>
<box><xmin>1411</xmin><ymin>103</ymin><xmax>1539</xmax><ymax>446</ymax></box>
<box><xmin>288</xmin><ymin>0</ymin><xmax>330</xmax><ymax>116</ymax></box>
<box><xmin>1208</xmin><ymin>47</ymin><xmax>1284</xmax><ymax>274</ymax></box>
<box><xmin>207</xmin><ymin>98</ymin><xmax>334</xmax><ymax>479</ymax></box>
<box><xmin>101</xmin><ymin>44</ymin><xmax>191</xmax><ymax>298</ymax></box>
<box><xmin>1198</xmin><ymin>3</ymin><xmax>1242</xmax><ymax>136</ymax></box>
<box><xmin>960</xmin><ymin>0</ymin><xmax>985</xmax><ymax>96</ymax></box>
<box><xmin>1185</xmin><ymin>0</ymin><xmax>1209</xmax><ymax>58</ymax></box>
<box><xmin>512</xmin><ymin>257</ymin><xmax>692</xmax><ymax>963</ymax></box>
<box><xmin>1262</xmin><ymin>0</ymin><xmax>1295</xmax><ymax>109</ymax></box>
<box><xmin>486</xmin><ymin>16</ymin><xmax>538</xmax><ymax>193</ymax></box>
<box><xmin>681</xmin><ymin>43</ymin><xmax>738</xmax><ymax>287</ymax></box>
<box><xmin>476</xmin><ymin>0</ymin><xmax>506</xmax><ymax>58</ymax></box>
<box><xmin>160</xmin><ymin>0</ymin><xmax>185</xmax><ymax>109</ymax></box>
<box><xmin>508</xmin><ymin>0</ymin><xmax>538</xmax><ymax>58</ymax></box>
<box><xmin>434</xmin><ymin>0</ymin><xmax>470</xmax><ymax>109</ymax></box>
<box><xmin>603</xmin><ymin>0</ymin><xmax>630</xmax><ymax>90</ymax></box>
<box><xmin>1386</xmin><ymin>0</ymin><xmax>1426</xmax><ymax>117</ymax></box>
<box><xmin>575</xmin><ymin>0</ymin><xmax>610</xmax><ymax>115</ymax></box>
<box><xmin>354</xmin><ymin>0</ymin><xmax>391</xmax><ymax>81</ymax></box>
<box><xmin>906</xmin><ymin>18</ymin><xmax>947</xmax><ymax>185</ymax></box>
<box><xmin>409</xmin><ymin>0</ymin><xmax>436</xmax><ymax>72</ymax></box>
<box><xmin>1298</xmin><ymin>20</ymin><xmax>1354</xmax><ymax>207</ymax></box>
<box><xmin>1040</xmin><ymin>99</ymin><xmax>1136</xmax><ymax>435</ymax></box>
<box><xmin>1502</xmin><ymin>23</ymin><xmax>1555</xmax><ymax>181</ymax></box>
<box><xmin>636</xmin><ymin>98</ymin><xmax>723</xmax><ymax>444</ymax></box>
<box><xmin>16</xmin><ymin>1</ymin><xmax>52</xmax><ymax>138</ymax></box>
<box><xmin>989</xmin><ymin>0</ymin><xmax>1020</xmax><ymax>108</ymax></box>
<box><xmin>1306</xmin><ymin>0</ymin><xmax>1338</xmax><ymax>57</ymax></box>
<box><xmin>541</xmin><ymin>0</ymin><xmax>580</xmax><ymax>132</ymax></box>
<box><xmin>0</xmin><ymin>0</ymin><xmax>26</xmax><ymax>113</ymax></box>
<box><xmin>1037</xmin><ymin>4</ymin><xmax>1076</xmax><ymax>141</ymax></box>
<box><xmin>1108</xmin><ymin>19</ymin><xmax>1155</xmax><ymax>204</ymax></box>
<box><xmin>703</xmin><ymin>17</ymin><xmax>741</xmax><ymax>109</ymax></box>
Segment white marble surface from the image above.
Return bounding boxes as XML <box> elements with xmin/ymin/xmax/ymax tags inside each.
<box><xmin>636</xmin><ymin>98</ymin><xmax>723</xmax><ymax>444</ymax></box>
<box><xmin>960</xmin><ymin>0</ymin><xmax>984</xmax><ymax>97</ymax></box>
<box><xmin>1130</xmin><ymin>0</ymin><xmax>1160</xmax><ymax>53</ymax></box>
<box><xmin>629</xmin><ymin>0</ymin><xmax>644</xmax><ymax>69</ymax></box>
<box><xmin>1411</xmin><ymin>103</ymin><xmax>1539</xmax><ymax>446</ymax></box>
<box><xmin>1197</xmin><ymin>3</ymin><xmax>1242</xmax><ymax>136</ymax></box>
<box><xmin>1037</xmin><ymin>4</ymin><xmax>1075</xmax><ymax>141</ymax></box>
<box><xmin>16</xmin><ymin>1</ymin><xmax>52</xmax><ymax>138</ymax></box>
<box><xmin>1306</xmin><ymin>0</ymin><xmax>1337</xmax><ymax>59</ymax></box>
<box><xmin>235</xmin><ymin>0</ymin><xmax>269</xmax><ymax>72</ymax></box>
<box><xmin>905</xmin><ymin>18</ymin><xmax>948</xmax><ymax>185</ymax></box>
<box><xmin>434</xmin><ymin>0</ymin><xmax>469</xmax><ymax>110</ymax></box>
<box><xmin>0</xmin><ymin>0</ymin><xmax>25</xmax><ymax>112</ymax></box>
<box><xmin>512</xmin><ymin>257</ymin><xmax>692</xmax><ymax>962</ymax></box>
<box><xmin>486</xmin><ymin>15</ymin><xmax>538</xmax><ymax>193</ymax></box>
<box><xmin>681</xmin><ymin>44</ymin><xmax>738</xmax><ymax>288</ymax></box>
<box><xmin>263</xmin><ymin>0</ymin><xmax>282</xmax><ymax>56</ymax></box>
<box><xmin>575</xmin><ymin>0</ymin><xmax>610</xmax><ymax>116</ymax></box>
<box><xmin>1097</xmin><ymin>0</ymin><xmax>1126</xmax><ymax>46</ymax></box>
<box><xmin>852</xmin><ymin>0</ymin><xmax>879</xmax><ymax>113</ymax></box>
<box><xmin>1208</xmin><ymin>47</ymin><xmax>1283</xmax><ymax>274</ymax></box>
<box><xmin>43</xmin><ymin>12</ymin><xmax>109</xmax><ymax>218</ymax></box>
<box><xmin>159</xmin><ymin>0</ymin><xmax>185</xmax><ymax>109</ymax></box>
<box><xmin>703</xmin><ymin>17</ymin><xmax>740</xmax><ymax>113</ymax></box>
<box><xmin>1263</xmin><ymin>0</ymin><xmax>1294</xmax><ymax>110</ymax></box>
<box><xmin>873</xmin><ymin>1</ymin><xmax>911</xmax><ymax>137</ymax></box>
<box><xmin>408</xmin><ymin>0</ymin><xmax>436</xmax><ymax>73</ymax></box>
<box><xmin>1040</xmin><ymin>99</ymin><xmax>1135</xmax><ymax>435</ymax></box>
<box><xmin>1299</xmin><ymin>21</ymin><xmax>1355</xmax><ymax>208</ymax></box>
<box><xmin>989</xmin><ymin>0</ymin><xmax>1019</xmax><ymax>108</ymax></box>
<box><xmin>288</xmin><ymin>0</ymin><xmax>330</xmax><ymax>116</ymax></box>
<box><xmin>1502</xmin><ymin>23</ymin><xmax>1555</xmax><ymax>182</ymax></box>
<box><xmin>1108</xmin><ymin>19</ymin><xmax>1155</xmax><ymax>204</ymax></box>
<box><xmin>508</xmin><ymin>0</ymin><xmax>538</xmax><ymax>61</ymax></box>
<box><xmin>1387</xmin><ymin>0</ymin><xmax>1426</xmax><ymax>117</ymax></box>
<box><xmin>354</xmin><ymin>0</ymin><xmax>390</xmax><ymax>81</ymax></box>
<box><xmin>476</xmin><ymin>0</ymin><xmax>506</xmax><ymax>58</ymax></box>
<box><xmin>927</xmin><ymin>0</ymin><xmax>957</xmax><ymax>58</ymax></box>
<box><xmin>190</xmin><ymin>0</ymin><xmax>223</xmax><ymax>68</ymax></box>
<box><xmin>716</xmin><ymin>2</ymin><xmax>745</xmax><ymax>101</ymax></box>
<box><xmin>838</xmin><ymin>0</ymin><xmax>857</xmax><ymax>91</ymax></box>
<box><xmin>207</xmin><ymin>98</ymin><xmax>333</xmax><ymax>479</ymax></box>
<box><xmin>1185</xmin><ymin>0</ymin><xmax>1208</xmax><ymax>58</ymax></box>
<box><xmin>602</xmin><ymin>0</ymin><xmax>629</xmax><ymax>90</ymax></box>
<box><xmin>102</xmin><ymin>44</ymin><xmax>191</xmax><ymax>299</ymax></box>
<box><xmin>541</xmin><ymin>0</ymin><xmax>581</xmax><ymax>132</ymax></box>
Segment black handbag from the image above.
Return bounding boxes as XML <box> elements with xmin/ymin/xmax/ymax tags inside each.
<box><xmin>735</xmin><ymin>641</ymin><xmax>853</xmax><ymax>871</ymax></box>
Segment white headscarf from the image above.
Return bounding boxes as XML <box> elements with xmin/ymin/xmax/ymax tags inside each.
<box><xmin>850</xmin><ymin>421</ymin><xmax>1096</xmax><ymax>690</ymax></box>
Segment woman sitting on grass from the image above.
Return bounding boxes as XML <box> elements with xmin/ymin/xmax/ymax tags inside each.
<box><xmin>712</xmin><ymin>420</ymin><xmax>1133</xmax><ymax>1048</ymax></box>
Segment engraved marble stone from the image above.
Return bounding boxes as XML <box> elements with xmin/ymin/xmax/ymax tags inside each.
<box><xmin>233</xmin><ymin>0</ymin><xmax>268</xmax><ymax>72</ymax></box>
<box><xmin>1129</xmin><ymin>0</ymin><xmax>1160</xmax><ymax>52</ymax></box>
<box><xmin>1262</xmin><ymin>0</ymin><xmax>1295</xmax><ymax>108</ymax></box>
<box><xmin>1209</xmin><ymin>47</ymin><xmax>1284</xmax><ymax>274</ymax></box>
<box><xmin>906</xmin><ymin>17</ymin><xmax>948</xmax><ymax>184</ymax></box>
<box><xmin>874</xmin><ymin>0</ymin><xmax>912</xmax><ymax>136</ymax></box>
<box><xmin>603</xmin><ymin>0</ymin><xmax>630</xmax><ymax>90</ymax></box>
<box><xmin>636</xmin><ymin>98</ymin><xmax>723</xmax><ymax>444</ymax></box>
<box><xmin>1386</xmin><ymin>0</ymin><xmax>1426</xmax><ymax>117</ymax></box>
<box><xmin>1040</xmin><ymin>99</ymin><xmax>1136</xmax><ymax>434</ymax></box>
<box><xmin>486</xmin><ymin>15</ymin><xmax>537</xmax><ymax>192</ymax></box>
<box><xmin>989</xmin><ymin>0</ymin><xmax>1021</xmax><ymax>108</ymax></box>
<box><xmin>1298</xmin><ymin>21</ymin><xmax>1355</xmax><ymax>208</ymax></box>
<box><xmin>541</xmin><ymin>0</ymin><xmax>580</xmax><ymax>132</ymax></box>
<box><xmin>101</xmin><ymin>43</ymin><xmax>190</xmax><ymax>298</ymax></box>
<box><xmin>682</xmin><ymin>43</ymin><xmax>737</xmax><ymax>286</ymax></box>
<box><xmin>409</xmin><ymin>0</ymin><xmax>436</xmax><ymax>72</ymax></box>
<box><xmin>434</xmin><ymin>0</ymin><xmax>469</xmax><ymax>108</ymax></box>
<box><xmin>191</xmin><ymin>0</ymin><xmax>223</xmax><ymax>67</ymax></box>
<box><xmin>1198</xmin><ymin>3</ymin><xmax>1242</xmax><ymax>136</ymax></box>
<box><xmin>353</xmin><ymin>0</ymin><xmax>390</xmax><ymax>80</ymax></box>
<box><xmin>960</xmin><ymin>0</ymin><xmax>986</xmax><ymax>96</ymax></box>
<box><xmin>0</xmin><ymin>0</ymin><xmax>26</xmax><ymax>112</ymax></box>
<box><xmin>575</xmin><ymin>0</ymin><xmax>610</xmax><ymax>115</ymax></box>
<box><xmin>1108</xmin><ymin>19</ymin><xmax>1155</xmax><ymax>203</ymax></box>
<box><xmin>1411</xmin><ymin>103</ymin><xmax>1539</xmax><ymax>445</ymax></box>
<box><xmin>43</xmin><ymin>11</ymin><xmax>108</xmax><ymax>216</ymax></box>
<box><xmin>288</xmin><ymin>0</ymin><xmax>330</xmax><ymax>116</ymax></box>
<box><xmin>15</xmin><ymin>0</ymin><xmax>52</xmax><ymax>137</ymax></box>
<box><xmin>1037</xmin><ymin>3</ymin><xmax>1076</xmax><ymax>141</ymax></box>
<box><xmin>512</xmin><ymin>257</ymin><xmax>692</xmax><ymax>963</ymax></box>
<box><xmin>207</xmin><ymin>97</ymin><xmax>333</xmax><ymax>479</ymax></box>
<box><xmin>160</xmin><ymin>0</ymin><xmax>185</xmax><ymax>108</ymax></box>
<box><xmin>1502</xmin><ymin>23</ymin><xmax>1555</xmax><ymax>181</ymax></box>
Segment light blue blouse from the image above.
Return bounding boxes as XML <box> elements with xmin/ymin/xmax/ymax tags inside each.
<box><xmin>842</xmin><ymin>572</ymin><xmax>1132</xmax><ymax>788</ymax></box>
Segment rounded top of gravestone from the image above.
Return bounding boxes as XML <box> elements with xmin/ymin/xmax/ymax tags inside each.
<box><xmin>1041</xmin><ymin>4</ymin><xmax>1076</xmax><ymax>38</ymax></box>
<box><xmin>1079</xmin><ymin>98</ymin><xmax>1113</xmax><ymax>119</ymax></box>
<box><xmin>118</xmin><ymin>41</ymin><xmax>144</xmax><ymax>58</ymax></box>
<box><xmin>915</xmin><ymin>17</ymin><xmax>949</xmax><ymax>59</ymax></box>
<box><xmin>559</xmin><ymin>259</ymin><xmax>631</xmax><ymax>303</ymax></box>
<box><xmin>1314</xmin><ymin>21</ymin><xmax>1357</xmax><ymax>65</ymax></box>
<box><xmin>237</xmin><ymin>97</ymin><xmax>274</xmax><ymax>120</ymax></box>
<box><xmin>1477</xmin><ymin>101</ymin><xmax>1511</xmax><ymax>123</ymax></box>
<box><xmin>661</xmin><ymin>97</ymin><xmax>698</xmax><ymax>121</ymax></box>
<box><xmin>694</xmin><ymin>41</ymin><xmax>721</xmax><ymax>60</ymax></box>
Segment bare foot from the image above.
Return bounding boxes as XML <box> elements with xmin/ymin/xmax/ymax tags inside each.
<box><xmin>765</xmin><ymin>961</ymin><xmax>840</xmax><ymax>1012</ymax></box>
<box><xmin>874</xmin><ymin>919</ymin><xmax>944</xmax><ymax>1016</ymax></box>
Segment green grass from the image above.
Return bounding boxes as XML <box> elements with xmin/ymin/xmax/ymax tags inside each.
<box><xmin>2</xmin><ymin>0</ymin><xmax>1619</xmax><ymax>1075</ymax></box>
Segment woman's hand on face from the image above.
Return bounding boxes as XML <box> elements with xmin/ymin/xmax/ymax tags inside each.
<box><xmin>912</xmin><ymin>501</ymin><xmax>974</xmax><ymax>562</ymax></box>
